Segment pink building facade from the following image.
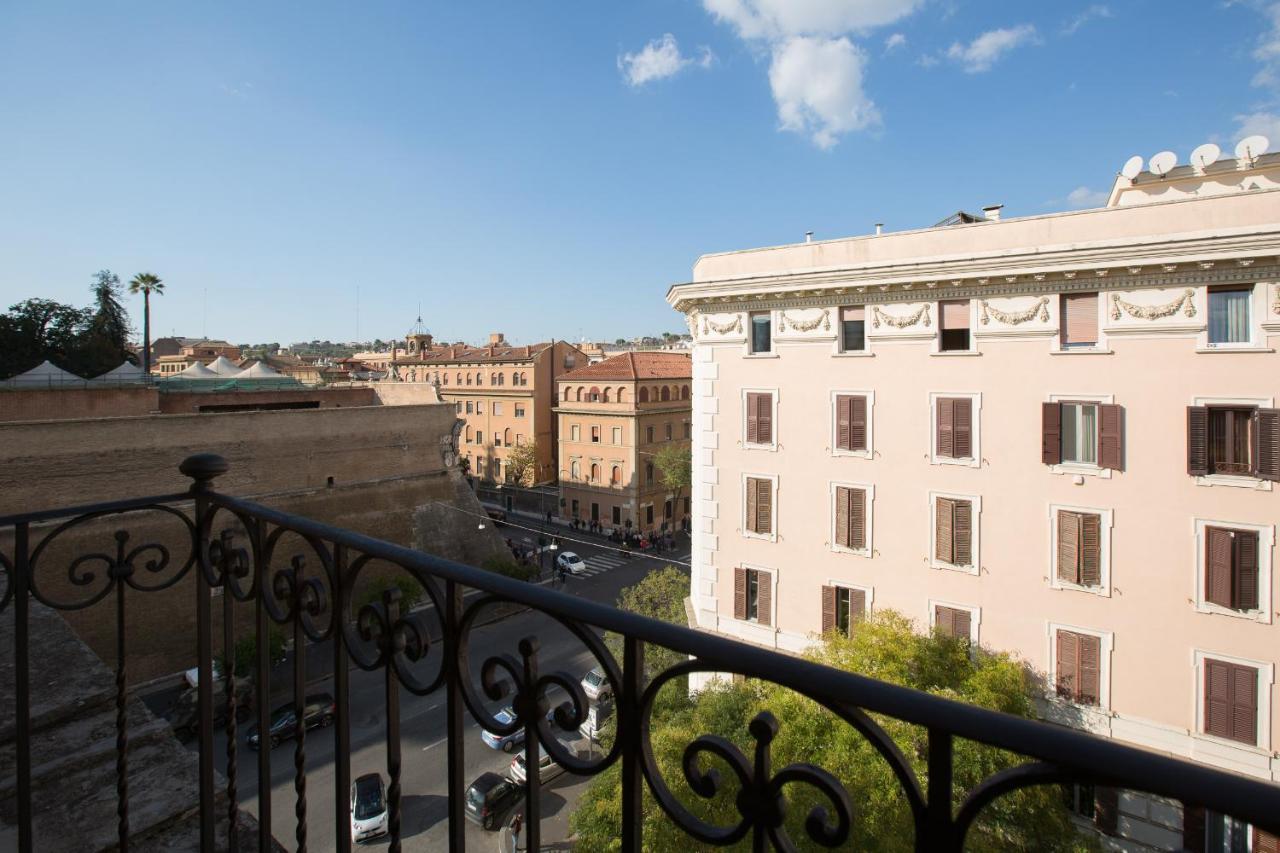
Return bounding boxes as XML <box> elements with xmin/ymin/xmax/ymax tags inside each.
<box><xmin>667</xmin><ymin>149</ymin><xmax>1280</xmax><ymax>844</ymax></box>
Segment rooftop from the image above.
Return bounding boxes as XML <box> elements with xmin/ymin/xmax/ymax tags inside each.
<box><xmin>398</xmin><ymin>342</ymin><xmax>554</xmax><ymax>364</ymax></box>
<box><xmin>559</xmin><ymin>351</ymin><xmax>691</xmax><ymax>382</ymax></box>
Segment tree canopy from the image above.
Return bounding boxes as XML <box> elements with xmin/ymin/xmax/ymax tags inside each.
<box><xmin>652</xmin><ymin>444</ymin><xmax>691</xmax><ymax>493</ymax></box>
<box><xmin>505</xmin><ymin>439</ymin><xmax>540</xmax><ymax>486</ymax></box>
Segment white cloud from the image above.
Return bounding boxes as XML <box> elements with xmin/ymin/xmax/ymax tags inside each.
<box><xmin>1251</xmin><ymin>2</ymin><xmax>1280</xmax><ymax>88</ymax></box>
<box><xmin>702</xmin><ymin>0</ymin><xmax>923</xmax><ymax>40</ymax></box>
<box><xmin>1062</xmin><ymin>5</ymin><xmax>1112</xmax><ymax>36</ymax></box>
<box><xmin>618</xmin><ymin>33</ymin><xmax>715</xmax><ymax>87</ymax></box>
<box><xmin>1066</xmin><ymin>186</ymin><xmax>1109</xmax><ymax>208</ymax></box>
<box><xmin>1235</xmin><ymin>110</ymin><xmax>1280</xmax><ymax>142</ymax></box>
<box><xmin>946</xmin><ymin>24</ymin><xmax>1039</xmax><ymax>73</ymax></box>
<box><xmin>884</xmin><ymin>32</ymin><xmax>907</xmax><ymax>52</ymax></box>
<box><xmin>917</xmin><ymin>53</ymin><xmax>939</xmax><ymax>68</ymax></box>
<box><xmin>768</xmin><ymin>36</ymin><xmax>880</xmax><ymax>148</ymax></box>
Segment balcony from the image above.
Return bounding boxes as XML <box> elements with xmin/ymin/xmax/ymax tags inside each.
<box><xmin>2</xmin><ymin>454</ymin><xmax>1278</xmax><ymax>851</ymax></box>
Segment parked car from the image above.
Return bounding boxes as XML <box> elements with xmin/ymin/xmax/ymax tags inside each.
<box><xmin>350</xmin><ymin>773</ymin><xmax>388</xmax><ymax>844</ymax></box>
<box><xmin>581</xmin><ymin>667</ymin><xmax>611</xmax><ymax>702</ymax></box>
<box><xmin>247</xmin><ymin>693</ymin><xmax>336</xmax><ymax>749</ymax></box>
<box><xmin>464</xmin><ymin>771</ymin><xmax>524</xmax><ymax>830</ymax></box>
<box><xmin>555</xmin><ymin>551</ymin><xmax>587</xmax><ymax>575</ymax></box>
<box><xmin>167</xmin><ymin>675</ymin><xmax>253</xmax><ymax>742</ymax></box>
<box><xmin>509</xmin><ymin>745</ymin><xmax>565</xmax><ymax>785</ymax></box>
<box><xmin>480</xmin><ymin>706</ymin><xmax>559</xmax><ymax>752</ymax></box>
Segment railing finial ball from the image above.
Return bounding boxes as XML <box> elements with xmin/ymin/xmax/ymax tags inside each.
<box><xmin>180</xmin><ymin>453</ymin><xmax>230</xmax><ymax>491</ymax></box>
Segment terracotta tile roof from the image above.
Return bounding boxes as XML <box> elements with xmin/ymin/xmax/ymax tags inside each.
<box><xmin>398</xmin><ymin>342</ymin><xmax>554</xmax><ymax>364</ymax></box>
<box><xmin>559</xmin><ymin>351</ymin><xmax>691</xmax><ymax>381</ymax></box>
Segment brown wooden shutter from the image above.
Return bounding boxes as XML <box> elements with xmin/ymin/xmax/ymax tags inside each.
<box><xmin>1205</xmin><ymin>527</ymin><xmax>1234</xmax><ymax>608</ymax></box>
<box><xmin>733</xmin><ymin>567</ymin><xmax>747</xmax><ymax>620</ymax></box>
<box><xmin>836</xmin><ymin>395</ymin><xmax>852</xmax><ymax>451</ymax></box>
<box><xmin>1057</xmin><ymin>510</ymin><xmax>1081</xmax><ymax>584</ymax></box>
<box><xmin>1055</xmin><ymin>630</ymin><xmax>1078</xmax><ymax>700</ymax></box>
<box><xmin>1236</xmin><ymin>530</ymin><xmax>1259</xmax><ymax>611</ymax></box>
<box><xmin>850</xmin><ymin>395</ymin><xmax>867</xmax><ymax>452</ymax></box>
<box><xmin>834</xmin><ymin>487</ymin><xmax>851</xmax><ymax>548</ymax></box>
<box><xmin>1254</xmin><ymin>827</ymin><xmax>1280</xmax><ymax>853</ymax></box>
<box><xmin>1062</xmin><ymin>292</ymin><xmax>1099</xmax><ymax>346</ymax></box>
<box><xmin>1042</xmin><ymin>402</ymin><xmax>1062</xmax><ymax>465</ymax></box>
<box><xmin>1078</xmin><ymin>634</ymin><xmax>1101</xmax><ymax>705</ymax></box>
<box><xmin>1230</xmin><ymin>663</ymin><xmax>1258</xmax><ymax>745</ymax></box>
<box><xmin>935</xmin><ymin>497</ymin><xmax>955</xmax><ymax>563</ymax></box>
<box><xmin>953</xmin><ymin>398</ymin><xmax>973</xmax><ymax>459</ymax></box>
<box><xmin>848</xmin><ymin>488</ymin><xmax>866</xmax><ymax>550</ymax></box>
<box><xmin>933</xmin><ymin>605</ymin><xmax>950</xmax><ymax>637</ymax></box>
<box><xmin>746</xmin><ymin>393</ymin><xmax>759</xmax><ymax>444</ymax></box>
<box><xmin>756</xmin><ymin>571</ymin><xmax>771</xmax><ymax>627</ymax></box>
<box><xmin>1187</xmin><ymin>407</ymin><xmax>1210</xmax><ymax>476</ymax></box>
<box><xmin>1099</xmin><ymin>404</ymin><xmax>1124</xmax><ymax>471</ymax></box>
<box><xmin>755</xmin><ymin>478</ymin><xmax>772</xmax><ymax>535</ymax></box>
<box><xmin>953</xmin><ymin>500</ymin><xmax>973</xmax><ymax>566</ymax></box>
<box><xmin>1093</xmin><ymin>787</ymin><xmax>1119</xmax><ymax>835</ymax></box>
<box><xmin>1204</xmin><ymin>658</ymin><xmax>1231</xmax><ymax>738</ymax></box>
<box><xmin>745</xmin><ymin>478</ymin><xmax>759</xmax><ymax>533</ymax></box>
<box><xmin>821</xmin><ymin>585</ymin><xmax>836</xmax><ymax>633</ymax></box>
<box><xmin>936</xmin><ymin>399</ymin><xmax>954</xmax><ymax>458</ymax></box>
<box><xmin>848</xmin><ymin>588</ymin><xmax>866</xmax><ymax>627</ymax></box>
<box><xmin>952</xmin><ymin>608</ymin><xmax>972</xmax><ymax>644</ymax></box>
<box><xmin>756</xmin><ymin>393</ymin><xmax>773</xmax><ymax>445</ymax></box>
<box><xmin>1080</xmin><ymin>514</ymin><xmax>1102</xmax><ymax>587</ymax></box>
<box><xmin>1181</xmin><ymin>805</ymin><xmax>1206</xmax><ymax>853</ymax></box>
<box><xmin>1253</xmin><ymin>408</ymin><xmax>1280</xmax><ymax>481</ymax></box>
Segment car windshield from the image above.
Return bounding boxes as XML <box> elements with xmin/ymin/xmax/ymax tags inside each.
<box><xmin>584</xmin><ymin>670</ymin><xmax>603</xmax><ymax>686</ymax></box>
<box><xmin>270</xmin><ymin>706</ymin><xmax>293</xmax><ymax>725</ymax></box>
<box><xmin>353</xmin><ymin>780</ymin><xmax>383</xmax><ymax>819</ymax></box>
<box><xmin>493</xmin><ymin>707</ymin><xmax>515</xmax><ymax>726</ymax></box>
<box><xmin>466</xmin><ymin>783</ymin><xmax>489</xmax><ymax>806</ymax></box>
<box><xmin>562</xmin><ymin>552</ymin><xmax>578</xmax><ymax>562</ymax></box>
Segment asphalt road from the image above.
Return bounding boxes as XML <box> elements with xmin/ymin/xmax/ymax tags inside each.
<box><xmin>146</xmin><ymin>532</ymin><xmax>690</xmax><ymax>852</ymax></box>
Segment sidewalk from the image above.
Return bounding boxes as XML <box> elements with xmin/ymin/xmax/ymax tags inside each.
<box><xmin>481</xmin><ymin>503</ymin><xmax>691</xmax><ymax>552</ymax></box>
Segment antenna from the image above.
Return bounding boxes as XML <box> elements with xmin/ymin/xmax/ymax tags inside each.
<box><xmin>356</xmin><ymin>285</ymin><xmax>360</xmax><ymax>344</ymax></box>
<box><xmin>1190</xmin><ymin>143</ymin><xmax>1220</xmax><ymax>172</ymax></box>
<box><xmin>1148</xmin><ymin>151</ymin><xmax>1177</xmax><ymax>177</ymax></box>
<box><xmin>1235</xmin><ymin>135</ymin><xmax>1270</xmax><ymax>163</ymax></box>
<box><xmin>202</xmin><ymin>288</ymin><xmax>207</xmax><ymax>337</ymax></box>
<box><xmin>1120</xmin><ymin>155</ymin><xmax>1143</xmax><ymax>180</ymax></box>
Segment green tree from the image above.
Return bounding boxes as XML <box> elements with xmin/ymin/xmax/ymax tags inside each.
<box><xmin>652</xmin><ymin>444</ymin><xmax>691</xmax><ymax>522</ymax></box>
<box><xmin>505</xmin><ymin>438</ymin><xmax>540</xmax><ymax>486</ymax></box>
<box><xmin>355</xmin><ymin>574</ymin><xmax>424</xmax><ymax>611</ymax></box>
<box><xmin>571</xmin><ymin>611</ymin><xmax>1091</xmax><ymax>852</ymax></box>
<box><xmin>79</xmin><ymin>270</ymin><xmax>133</xmax><ymax>376</ymax></box>
<box><xmin>603</xmin><ymin>567</ymin><xmax>690</xmax><ymax>697</ymax></box>
<box><xmin>614</xmin><ymin>338</ymin><xmax>627</xmax><ymax>346</ymax></box>
<box><xmin>0</xmin><ymin>298</ymin><xmax>90</xmax><ymax>378</ymax></box>
<box><xmin>127</xmin><ymin>272</ymin><xmax>165</xmax><ymax>374</ymax></box>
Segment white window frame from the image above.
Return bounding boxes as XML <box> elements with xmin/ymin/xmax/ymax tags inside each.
<box><xmin>1047</xmin><ymin>393</ymin><xmax>1115</xmax><ymax>479</ymax></box>
<box><xmin>825</xmin><ymin>579</ymin><xmax>874</xmax><ymax>625</ymax></box>
<box><xmin>570</xmin><ymin>424</ymin><xmax>580</xmax><ymax>442</ymax></box>
<box><xmin>927</xmin><ymin>599</ymin><xmax>981</xmax><ymax>646</ymax></box>
<box><xmin>1198</xmin><ymin>284</ymin><xmax>1265</xmax><ymax>352</ymax></box>
<box><xmin>1046</xmin><ymin>622</ymin><xmax>1114</xmax><ymax>712</ymax></box>
<box><xmin>928</xmin><ymin>391</ymin><xmax>982</xmax><ymax>468</ymax></box>
<box><xmin>741</xmin><ymin>472</ymin><xmax>779</xmax><ymax>543</ymax></box>
<box><xmin>1052</xmin><ymin>291</ymin><xmax>1111</xmax><ymax>355</ymax></box>
<box><xmin>740</xmin><ymin>387</ymin><xmax>780</xmax><ymax>451</ymax></box>
<box><xmin>1047</xmin><ymin>503</ymin><xmax>1114</xmax><ymax>597</ymax></box>
<box><xmin>832</xmin><ymin>307</ymin><xmax>874</xmax><ymax>358</ymax></box>
<box><xmin>829</xmin><ymin>480</ymin><xmax>874</xmax><ymax>557</ymax></box>
<box><xmin>493</xmin><ymin>402</ymin><xmax>503</xmax><ymax>416</ymax></box>
<box><xmin>1191</xmin><ymin>649</ymin><xmax>1273</xmax><ymax>752</ymax></box>
<box><xmin>928</xmin><ymin>490</ymin><xmax>981</xmax><ymax>575</ymax></box>
<box><xmin>612</xmin><ymin>426</ymin><xmax>622</xmax><ymax>445</ymax></box>
<box><xmin>1191</xmin><ymin>517</ymin><xmax>1275</xmax><ymax>624</ymax></box>
<box><xmin>829</xmin><ymin>390</ymin><xmax>874</xmax><ymax>459</ymax></box>
<box><xmin>739</xmin><ymin>563</ymin><xmax>777</xmax><ymax>626</ymax></box>
<box><xmin>745</xmin><ymin>312</ymin><xmax>778</xmax><ymax>358</ymax></box>
<box><xmin>1190</xmin><ymin>395</ymin><xmax>1275</xmax><ymax>492</ymax></box>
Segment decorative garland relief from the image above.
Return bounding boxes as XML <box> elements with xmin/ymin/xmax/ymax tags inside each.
<box><xmin>778</xmin><ymin>309</ymin><xmax>830</xmax><ymax>333</ymax></box>
<box><xmin>871</xmin><ymin>304</ymin><xmax>931</xmax><ymax>329</ymax></box>
<box><xmin>1110</xmin><ymin>289</ymin><xmax>1196</xmax><ymax>321</ymax></box>
<box><xmin>702</xmin><ymin>315</ymin><xmax>743</xmax><ymax>336</ymax></box>
<box><xmin>979</xmin><ymin>296</ymin><xmax>1049</xmax><ymax>326</ymax></box>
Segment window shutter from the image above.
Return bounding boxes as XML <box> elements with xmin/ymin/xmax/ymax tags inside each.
<box><xmin>1055</xmin><ymin>630</ymin><xmax>1078</xmax><ymax>700</ymax></box>
<box><xmin>1080</xmin><ymin>514</ymin><xmax>1102</xmax><ymax>587</ymax></box>
<box><xmin>836</xmin><ymin>395</ymin><xmax>852</xmax><ymax>451</ymax></box>
<box><xmin>756</xmin><ymin>479</ymin><xmax>772</xmax><ymax>535</ymax></box>
<box><xmin>953</xmin><ymin>398</ymin><xmax>973</xmax><ymax>459</ymax></box>
<box><xmin>733</xmin><ymin>567</ymin><xmax>747</xmax><ymax>620</ymax></box>
<box><xmin>849</xmin><ymin>588</ymin><xmax>866</xmax><ymax>627</ymax></box>
<box><xmin>1078</xmin><ymin>634</ymin><xmax>1101</xmax><ymax>705</ymax></box>
<box><xmin>1230</xmin><ymin>663</ymin><xmax>1257</xmax><ymax>745</ymax></box>
<box><xmin>834</xmin><ymin>487</ymin><xmax>851</xmax><ymax>548</ymax></box>
<box><xmin>1253</xmin><ymin>408</ymin><xmax>1280</xmax><ymax>481</ymax></box>
<box><xmin>850</xmin><ymin>395</ymin><xmax>868</xmax><ymax>452</ymax></box>
<box><xmin>746</xmin><ymin>478</ymin><xmax>759</xmax><ymax>533</ymax></box>
<box><xmin>952</xmin><ymin>608</ymin><xmax>971</xmax><ymax>644</ymax></box>
<box><xmin>1181</xmin><ymin>805</ymin><xmax>1206</xmax><ymax>853</ymax></box>
<box><xmin>935</xmin><ymin>497</ymin><xmax>955</xmax><ymax>564</ymax></box>
<box><xmin>756</xmin><ymin>393</ymin><xmax>773</xmax><ymax>445</ymax></box>
<box><xmin>937</xmin><ymin>399</ymin><xmax>954</xmax><ymax>458</ymax></box>
<box><xmin>746</xmin><ymin>393</ymin><xmax>759</xmax><ymax>444</ymax></box>
<box><xmin>1094</xmin><ymin>787</ymin><xmax>1119</xmax><ymax>835</ymax></box>
<box><xmin>1236</xmin><ymin>530</ymin><xmax>1259</xmax><ymax>611</ymax></box>
<box><xmin>1099</xmin><ymin>404</ymin><xmax>1124</xmax><ymax>471</ymax></box>
<box><xmin>933</xmin><ymin>605</ymin><xmax>952</xmax><ymax>637</ymax></box>
<box><xmin>953</xmin><ymin>500</ymin><xmax>973</xmax><ymax>567</ymax></box>
<box><xmin>1057</xmin><ymin>510</ymin><xmax>1081</xmax><ymax>584</ymax></box>
<box><xmin>1205</xmin><ymin>528</ymin><xmax>1234</xmax><ymax>608</ymax></box>
<box><xmin>1042</xmin><ymin>402</ymin><xmax>1062</xmax><ymax>465</ymax></box>
<box><xmin>1187</xmin><ymin>407</ymin><xmax>1210</xmax><ymax>476</ymax></box>
<box><xmin>1204</xmin><ymin>659</ymin><xmax>1231</xmax><ymax>738</ymax></box>
<box><xmin>821</xmin><ymin>585</ymin><xmax>836</xmax><ymax>634</ymax></box>
<box><xmin>756</xmin><ymin>572</ymin><xmax>772</xmax><ymax>627</ymax></box>
<box><xmin>941</xmin><ymin>300</ymin><xmax>970</xmax><ymax>329</ymax></box>
<box><xmin>1062</xmin><ymin>293</ymin><xmax>1099</xmax><ymax>346</ymax></box>
<box><xmin>849</xmin><ymin>487</ymin><xmax>866</xmax><ymax>550</ymax></box>
<box><xmin>1254</xmin><ymin>828</ymin><xmax>1280</xmax><ymax>853</ymax></box>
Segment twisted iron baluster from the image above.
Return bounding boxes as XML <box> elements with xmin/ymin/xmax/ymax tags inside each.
<box><xmin>383</xmin><ymin>589</ymin><xmax>403</xmax><ymax>853</ymax></box>
<box><xmin>221</xmin><ymin>532</ymin><xmax>239</xmax><ymax>851</ymax></box>
<box><xmin>113</xmin><ymin>531</ymin><xmax>131</xmax><ymax>851</ymax></box>
<box><xmin>293</xmin><ymin>558</ymin><xmax>308</xmax><ymax>853</ymax></box>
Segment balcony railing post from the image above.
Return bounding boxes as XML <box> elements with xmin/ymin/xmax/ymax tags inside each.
<box><xmin>15</xmin><ymin>522</ymin><xmax>33</xmax><ymax>853</ymax></box>
<box><xmin>923</xmin><ymin>729</ymin><xmax>955</xmax><ymax>852</ymax></box>
<box><xmin>383</xmin><ymin>588</ymin><xmax>403</xmax><ymax>853</ymax></box>
<box><xmin>113</xmin><ymin>531</ymin><xmax>132</xmax><ymax>852</ymax></box>
<box><xmin>292</xmin><ymin>559</ymin><xmax>309</xmax><ymax>853</ymax></box>
<box><xmin>444</xmin><ymin>579</ymin><xmax>466</xmax><ymax>852</ymax></box>
<box><xmin>333</xmin><ymin>544</ymin><xmax>352</xmax><ymax>853</ymax></box>
<box><xmin>519</xmin><ymin>636</ymin><xmax>542</xmax><ymax>853</ymax></box>
<box><xmin>620</xmin><ymin>635</ymin><xmax>644</xmax><ymax>853</ymax></box>
<box><xmin>252</xmin><ymin>516</ymin><xmax>273</xmax><ymax>853</ymax></box>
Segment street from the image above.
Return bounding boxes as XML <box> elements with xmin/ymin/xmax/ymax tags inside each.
<box><xmin>144</xmin><ymin>531</ymin><xmax>690</xmax><ymax>851</ymax></box>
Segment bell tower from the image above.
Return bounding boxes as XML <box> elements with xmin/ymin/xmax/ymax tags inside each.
<box><xmin>405</xmin><ymin>311</ymin><xmax>433</xmax><ymax>355</ymax></box>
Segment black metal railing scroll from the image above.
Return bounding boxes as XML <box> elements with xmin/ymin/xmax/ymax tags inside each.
<box><xmin>2</xmin><ymin>453</ymin><xmax>1279</xmax><ymax>853</ymax></box>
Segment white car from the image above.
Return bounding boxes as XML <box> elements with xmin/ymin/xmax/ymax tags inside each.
<box><xmin>183</xmin><ymin>658</ymin><xmax>223</xmax><ymax>690</ymax></box>
<box><xmin>509</xmin><ymin>746</ymin><xmax>565</xmax><ymax>785</ymax></box>
<box><xmin>581</xmin><ymin>667</ymin><xmax>611</xmax><ymax>702</ymax></box>
<box><xmin>556</xmin><ymin>552</ymin><xmax>587</xmax><ymax>575</ymax></box>
<box><xmin>350</xmin><ymin>773</ymin><xmax>389</xmax><ymax>843</ymax></box>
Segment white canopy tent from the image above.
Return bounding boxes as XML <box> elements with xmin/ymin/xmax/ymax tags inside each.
<box><xmin>1</xmin><ymin>360</ymin><xmax>86</xmax><ymax>388</ymax></box>
<box><xmin>176</xmin><ymin>361</ymin><xmax>221</xmax><ymax>379</ymax></box>
<box><xmin>206</xmin><ymin>356</ymin><xmax>242</xmax><ymax>376</ymax></box>
<box><xmin>90</xmin><ymin>361</ymin><xmax>148</xmax><ymax>383</ymax></box>
<box><xmin>235</xmin><ymin>362</ymin><xmax>283</xmax><ymax>379</ymax></box>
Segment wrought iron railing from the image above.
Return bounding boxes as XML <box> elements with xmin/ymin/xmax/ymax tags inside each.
<box><xmin>2</xmin><ymin>453</ymin><xmax>1279</xmax><ymax>852</ymax></box>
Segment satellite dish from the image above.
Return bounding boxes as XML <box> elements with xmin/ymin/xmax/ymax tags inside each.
<box><xmin>1148</xmin><ymin>151</ymin><xmax>1177</xmax><ymax>176</ymax></box>
<box><xmin>1190</xmin><ymin>143</ymin><xmax>1220</xmax><ymax>171</ymax></box>
<box><xmin>1120</xmin><ymin>155</ymin><xmax>1143</xmax><ymax>179</ymax></box>
<box><xmin>1235</xmin><ymin>135</ymin><xmax>1270</xmax><ymax>162</ymax></box>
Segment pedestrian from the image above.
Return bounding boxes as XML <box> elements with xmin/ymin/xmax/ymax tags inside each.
<box><xmin>510</xmin><ymin>813</ymin><xmax>523</xmax><ymax>852</ymax></box>
<box><xmin>546</xmin><ymin>510</ymin><xmax>552</xmax><ymax>524</ymax></box>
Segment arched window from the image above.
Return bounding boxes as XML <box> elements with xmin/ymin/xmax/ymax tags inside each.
<box><xmin>646</xmin><ymin>462</ymin><xmax>654</xmax><ymax>484</ymax></box>
<box><xmin>681</xmin><ymin>384</ymin><xmax>690</xmax><ymax>400</ymax></box>
<box><xmin>476</xmin><ymin>372</ymin><xmax>483</xmax><ymax>385</ymax></box>
<box><xmin>465</xmin><ymin>425</ymin><xmax>473</xmax><ymax>443</ymax></box>
<box><xmin>602</xmin><ymin>388</ymin><xmax>611</xmax><ymax>403</ymax></box>
<box><xmin>563</xmin><ymin>387</ymin><xmax>571</xmax><ymax>401</ymax></box>
<box><xmin>611</xmin><ymin>465</ymin><xmax>621</xmax><ymax>485</ymax></box>
<box><xmin>575</xmin><ymin>387</ymin><xmax>583</xmax><ymax>402</ymax></box>
<box><xmin>660</xmin><ymin>386</ymin><xmax>671</xmax><ymax>402</ymax></box>
<box><xmin>504</xmin><ymin>428</ymin><xmax>512</xmax><ymax>445</ymax></box>
<box><xmin>490</xmin><ymin>372</ymin><xmax>497</xmax><ymax>385</ymax></box>
<box><xmin>638</xmin><ymin>387</ymin><xmax>649</xmax><ymax>403</ymax></box>
<box><xmin>590</xmin><ymin>386</ymin><xmax>601</xmax><ymax>402</ymax></box>
<box><xmin>571</xmin><ymin>459</ymin><xmax>580</xmax><ymax>479</ymax></box>
<box><xmin>521</xmin><ymin>372</ymin><xmax>528</xmax><ymax>385</ymax></box>
<box><xmin>457</xmin><ymin>372</ymin><xmax>463</xmax><ymax>384</ymax></box>
<box><xmin>616</xmin><ymin>386</ymin><xmax>626</xmax><ymax>403</ymax></box>
<box><xmin>442</xmin><ymin>373</ymin><xmax>449</xmax><ymax>385</ymax></box>
<box><xmin>465</xmin><ymin>373</ymin><xmax>472</xmax><ymax>385</ymax></box>
<box><xmin>590</xmin><ymin>463</ymin><xmax>600</xmax><ymax>482</ymax></box>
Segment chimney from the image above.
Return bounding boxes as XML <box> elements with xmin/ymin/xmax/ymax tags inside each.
<box><xmin>982</xmin><ymin>204</ymin><xmax>1003</xmax><ymax>222</ymax></box>
<box><xmin>804</xmin><ymin>231</ymin><xmax>814</xmax><ymax>243</ymax></box>
<box><xmin>875</xmin><ymin>223</ymin><xmax>884</xmax><ymax>236</ymax></box>
<box><xmin>489</xmin><ymin>332</ymin><xmax>505</xmax><ymax>345</ymax></box>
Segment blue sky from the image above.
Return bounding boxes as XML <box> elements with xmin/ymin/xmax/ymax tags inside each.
<box><xmin>2</xmin><ymin>1</ymin><xmax>1277</xmax><ymax>347</ymax></box>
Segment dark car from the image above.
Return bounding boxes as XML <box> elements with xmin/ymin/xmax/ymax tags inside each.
<box><xmin>464</xmin><ymin>771</ymin><xmax>523</xmax><ymax>830</ymax></box>
<box><xmin>247</xmin><ymin>693</ymin><xmax>335</xmax><ymax>749</ymax></box>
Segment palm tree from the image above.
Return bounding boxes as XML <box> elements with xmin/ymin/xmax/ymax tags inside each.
<box><xmin>127</xmin><ymin>273</ymin><xmax>164</xmax><ymax>374</ymax></box>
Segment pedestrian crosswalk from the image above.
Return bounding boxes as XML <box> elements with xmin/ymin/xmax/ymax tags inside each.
<box><xmin>579</xmin><ymin>553</ymin><xmax>625</xmax><ymax>576</ymax></box>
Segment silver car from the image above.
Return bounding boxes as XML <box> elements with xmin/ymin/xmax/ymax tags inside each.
<box><xmin>581</xmin><ymin>667</ymin><xmax>611</xmax><ymax>701</ymax></box>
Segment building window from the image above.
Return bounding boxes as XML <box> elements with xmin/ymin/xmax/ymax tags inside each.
<box><xmin>590</xmin><ymin>463</ymin><xmax>600</xmax><ymax>482</ymax></box>
<box><xmin>1060</xmin><ymin>293</ymin><xmax>1098</xmax><ymax>348</ymax></box>
<box><xmin>646</xmin><ymin>425</ymin><xmax>655</xmax><ymax>443</ymax></box>
<box><xmin>1204</xmin><ymin>526</ymin><xmax>1261</xmax><ymax>612</ymax></box>
<box><xmin>734</xmin><ymin>567</ymin><xmax>770</xmax><ymax>625</ymax></box>
<box><xmin>660</xmin><ymin>386</ymin><xmax>671</xmax><ymax>402</ymax></box>
<box><xmin>821</xmin><ymin>585</ymin><xmax>865</xmax><ymax>637</ymax></box>
<box><xmin>933</xmin><ymin>605</ymin><xmax>974</xmax><ymax>645</ymax></box>
<box><xmin>932</xmin><ymin>494</ymin><xmax>977</xmax><ymax>571</ymax></box>
<box><xmin>645</xmin><ymin>504</ymin><xmax>654</xmax><ymax>525</ymax></box>
<box><xmin>515</xmin><ymin>434</ymin><xmax>524</xmax><ymax>446</ymax></box>
<box><xmin>938</xmin><ymin>300</ymin><xmax>971</xmax><ymax>351</ymax></box>
<box><xmin>744</xmin><ymin>391</ymin><xmax>775</xmax><ymax>447</ymax></box>
<box><xmin>611</xmin><ymin>465</ymin><xmax>621</xmax><ymax>486</ymax></box>
<box><xmin>680</xmin><ymin>385</ymin><xmax>690</xmax><ymax>400</ymax></box>
<box><xmin>749</xmin><ymin>312</ymin><xmax>772</xmax><ymax>354</ymax></box>
<box><xmin>665</xmin><ymin>422</ymin><xmax>673</xmax><ymax>441</ymax></box>
<box><xmin>639</xmin><ymin>387</ymin><xmax>649</xmax><ymax>403</ymax></box>
<box><xmin>570</xmin><ymin>424</ymin><xmax>580</xmax><ymax>442</ymax></box>
<box><xmin>1054</xmin><ymin>629</ymin><xmax>1101</xmax><ymax>706</ymax></box>
<box><xmin>515</xmin><ymin>405</ymin><xmax>525</xmax><ymax>418</ymax></box>
<box><xmin>840</xmin><ymin>306</ymin><xmax>866</xmax><ymax>352</ymax></box>
<box><xmin>570</xmin><ymin>459</ymin><xmax>580</xmax><ymax>479</ymax></box>
<box><xmin>612</xmin><ymin>506</ymin><xmax>621</xmax><ymax>525</ymax></box>
<box><xmin>645</xmin><ymin>462</ymin><xmax>654</xmax><ymax>485</ymax></box>
<box><xmin>933</xmin><ymin>396</ymin><xmax>976</xmax><ymax>463</ymax></box>
<box><xmin>465</xmin><ymin>401</ymin><xmax>473</xmax><ymax>414</ymax></box>
<box><xmin>745</xmin><ymin>476</ymin><xmax>774</xmax><ymax>537</ymax></box>
<box><xmin>1207</xmin><ymin>285</ymin><xmax>1253</xmax><ymax>346</ymax></box>
<box><xmin>477</xmin><ymin>401</ymin><xmax>485</xmax><ymax>414</ymax></box>
<box><xmin>832</xmin><ymin>485</ymin><xmax>868</xmax><ymax>553</ymax></box>
<box><xmin>1056</xmin><ymin>510</ymin><xmax>1102</xmax><ymax>588</ymax></box>
<box><xmin>1188</xmin><ymin>405</ymin><xmax>1280</xmax><ymax>480</ymax></box>
<box><xmin>683</xmin><ymin>422</ymin><xmax>691</xmax><ymax>439</ymax></box>
<box><xmin>1201</xmin><ymin>812</ymin><xmax>1277</xmax><ymax>852</ymax></box>
<box><xmin>494</xmin><ymin>432</ymin><xmax>502</xmax><ymax>447</ymax></box>
<box><xmin>834</xmin><ymin>394</ymin><xmax>868</xmax><ymax>453</ymax></box>
<box><xmin>591</xmin><ymin>426</ymin><xmax>600</xmax><ymax>443</ymax></box>
<box><xmin>612</xmin><ymin>426</ymin><xmax>621</xmax><ymax>444</ymax></box>
<box><xmin>503</xmin><ymin>428</ymin><xmax>512</xmax><ymax>446</ymax></box>
<box><xmin>1202</xmin><ymin>658</ymin><xmax>1258</xmax><ymax>745</ymax></box>
<box><xmin>493</xmin><ymin>402</ymin><xmax>503</xmax><ymax>416</ymax></box>
<box><xmin>1043</xmin><ymin>401</ymin><xmax>1124</xmax><ymax>470</ymax></box>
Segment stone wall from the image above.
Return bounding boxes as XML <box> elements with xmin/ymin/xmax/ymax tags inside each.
<box><xmin>0</xmin><ymin>386</ymin><xmax>159</xmax><ymax>422</ymax></box>
<box><xmin>157</xmin><ymin>386</ymin><xmax>376</xmax><ymax>414</ymax></box>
